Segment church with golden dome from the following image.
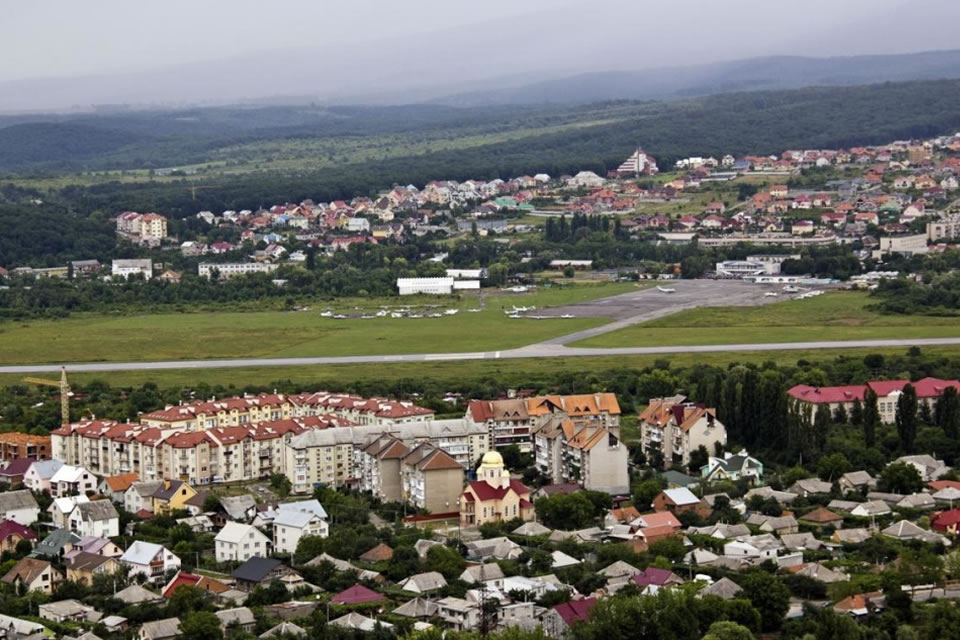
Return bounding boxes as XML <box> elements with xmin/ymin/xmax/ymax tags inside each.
<box><xmin>459</xmin><ymin>450</ymin><xmax>534</xmax><ymax>527</ymax></box>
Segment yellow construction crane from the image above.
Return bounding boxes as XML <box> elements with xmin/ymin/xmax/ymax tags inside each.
<box><xmin>24</xmin><ymin>367</ymin><xmax>70</xmax><ymax>425</ymax></box>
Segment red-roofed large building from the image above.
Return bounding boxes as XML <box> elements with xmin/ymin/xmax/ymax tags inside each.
<box><xmin>460</xmin><ymin>451</ymin><xmax>534</xmax><ymax>528</ymax></box>
<box><xmin>638</xmin><ymin>396</ymin><xmax>726</xmax><ymax>466</ymax></box>
<box><xmin>788</xmin><ymin>378</ymin><xmax>960</xmax><ymax>423</ymax></box>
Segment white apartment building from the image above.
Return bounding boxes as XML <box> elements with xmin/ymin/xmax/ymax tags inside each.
<box><xmin>198</xmin><ymin>262</ymin><xmax>279</xmax><ymax>279</ymax></box>
<box><xmin>111</xmin><ymin>259</ymin><xmax>153</xmax><ymax>280</ymax></box>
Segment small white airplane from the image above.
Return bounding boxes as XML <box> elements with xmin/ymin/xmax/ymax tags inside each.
<box><xmin>657</xmin><ymin>286</ymin><xmax>676</xmax><ymax>293</ymax></box>
<box><xmin>783</xmin><ymin>285</ymin><xmax>799</xmax><ymax>292</ymax></box>
<box><xmin>764</xmin><ymin>292</ymin><xmax>779</xmax><ymax>297</ymax></box>
<box><xmin>333</xmin><ymin>314</ymin><xmax>346</xmax><ymax>319</ymax></box>
<box><xmin>444</xmin><ymin>309</ymin><xmax>459</xmax><ymax>315</ymax></box>
<box><xmin>391</xmin><ymin>312</ymin><xmax>403</xmax><ymax>318</ymax></box>
<box><xmin>319</xmin><ymin>311</ymin><xmax>333</xmax><ymax>317</ymax></box>
<box><xmin>560</xmin><ymin>314</ymin><xmax>575</xmax><ymax>319</ymax></box>
<box><xmin>467</xmin><ymin>308</ymin><xmax>482</xmax><ymax>313</ymax></box>
<box><xmin>510</xmin><ymin>286</ymin><xmax>529</xmax><ymax>293</ymax></box>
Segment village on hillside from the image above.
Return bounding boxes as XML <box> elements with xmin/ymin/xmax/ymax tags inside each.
<box><xmin>4</xmin><ymin>133</ymin><xmax>960</xmax><ymax>289</ymax></box>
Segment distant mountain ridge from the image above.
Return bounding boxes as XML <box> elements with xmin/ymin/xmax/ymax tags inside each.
<box><xmin>430</xmin><ymin>50</ymin><xmax>960</xmax><ymax>106</ymax></box>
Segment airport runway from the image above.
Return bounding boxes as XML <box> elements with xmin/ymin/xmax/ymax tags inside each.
<box><xmin>2</xmin><ymin>337</ymin><xmax>960</xmax><ymax>374</ymax></box>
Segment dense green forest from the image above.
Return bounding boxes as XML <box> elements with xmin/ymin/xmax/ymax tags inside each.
<box><xmin>2</xmin><ymin>79</ymin><xmax>960</xmax><ymax>219</ymax></box>
<box><xmin>870</xmin><ymin>271</ymin><xmax>960</xmax><ymax>315</ymax></box>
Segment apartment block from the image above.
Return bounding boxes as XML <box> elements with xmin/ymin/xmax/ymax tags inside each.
<box><xmin>533</xmin><ymin>418</ymin><xmax>629</xmax><ymax>494</ymax></box>
<box><xmin>466</xmin><ymin>393</ymin><xmax>620</xmax><ymax>451</ymax></box>
<box><xmin>639</xmin><ymin>396</ymin><xmax>727</xmax><ymax>467</ymax></box>
<box><xmin>0</xmin><ymin>433</ymin><xmax>51</xmax><ymax>462</ymax></box>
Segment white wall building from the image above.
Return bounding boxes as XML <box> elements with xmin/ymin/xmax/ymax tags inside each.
<box><xmin>397</xmin><ymin>277</ymin><xmax>454</xmax><ymax>295</ymax></box>
<box><xmin>215</xmin><ymin>522</ymin><xmax>271</xmax><ymax>562</ymax></box>
<box><xmin>272</xmin><ymin>500</ymin><xmax>329</xmax><ymax>554</ymax></box>
<box><xmin>120</xmin><ymin>542</ymin><xmax>181</xmax><ymax>584</ymax></box>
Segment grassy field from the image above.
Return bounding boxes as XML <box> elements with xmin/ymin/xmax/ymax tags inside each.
<box><xmin>574</xmin><ymin>291</ymin><xmax>960</xmax><ymax>348</ymax></box>
<box><xmin>3</xmin><ymin>344</ymin><xmax>957</xmax><ymax>390</ymax></box>
<box><xmin>0</xmin><ymin>282</ymin><xmax>636</xmax><ymax>365</ymax></box>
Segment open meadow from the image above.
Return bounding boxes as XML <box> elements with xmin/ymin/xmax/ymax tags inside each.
<box><xmin>0</xmin><ymin>282</ymin><xmax>636</xmax><ymax>365</ymax></box>
<box><xmin>573</xmin><ymin>291</ymin><xmax>960</xmax><ymax>348</ymax></box>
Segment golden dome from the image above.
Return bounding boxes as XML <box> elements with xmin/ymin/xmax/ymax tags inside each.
<box><xmin>481</xmin><ymin>451</ymin><xmax>504</xmax><ymax>466</ymax></box>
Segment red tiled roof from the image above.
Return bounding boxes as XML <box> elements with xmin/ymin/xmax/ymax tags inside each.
<box><xmin>932</xmin><ymin>509</ymin><xmax>960</xmax><ymax>531</ymax></box>
<box><xmin>465</xmin><ymin>479</ymin><xmax>530</xmax><ymax>501</ymax></box>
<box><xmin>331</xmin><ymin>584</ymin><xmax>385</xmax><ymax>605</ymax></box>
<box><xmin>162</xmin><ymin>572</ymin><xmax>200</xmax><ymax>598</ymax></box>
<box><xmin>553</xmin><ymin>598</ymin><xmax>597</xmax><ymax>625</ymax></box>
<box><xmin>632</xmin><ymin>567</ymin><xmax>680</xmax><ymax>587</ymax></box>
<box><xmin>0</xmin><ymin>459</ymin><xmax>34</xmax><ymax>477</ymax></box>
<box><xmin>0</xmin><ymin>520</ymin><xmax>35</xmax><ymax>540</ymax></box>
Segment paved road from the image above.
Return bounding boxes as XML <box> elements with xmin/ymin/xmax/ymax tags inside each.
<box><xmin>3</xmin><ymin>337</ymin><xmax>960</xmax><ymax>375</ymax></box>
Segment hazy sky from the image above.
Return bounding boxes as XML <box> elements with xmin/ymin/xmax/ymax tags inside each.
<box><xmin>3</xmin><ymin>0</ymin><xmax>958</xmax><ymax>111</ymax></box>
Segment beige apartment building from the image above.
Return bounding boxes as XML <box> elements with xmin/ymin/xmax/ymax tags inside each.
<box><xmin>465</xmin><ymin>393</ymin><xmax>621</xmax><ymax>451</ymax></box>
<box><xmin>638</xmin><ymin>396</ymin><xmax>727</xmax><ymax>466</ymax></box>
<box><xmin>533</xmin><ymin>418</ymin><xmax>629</xmax><ymax>494</ymax></box>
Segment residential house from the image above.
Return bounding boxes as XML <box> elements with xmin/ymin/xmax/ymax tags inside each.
<box><xmin>639</xmin><ymin>396</ymin><xmax>726</xmax><ymax>466</ymax></box>
<box><xmin>121</xmin><ymin>542</ymin><xmax>181</xmax><ymax>585</ymax></box>
<box><xmin>435</xmin><ymin>597</ymin><xmax>480</xmax><ymax>631</ymax></box>
<box><xmin>68</xmin><ymin>501</ymin><xmax>120</xmax><ymax>538</ymax></box>
<box><xmin>400</xmin><ymin>443</ymin><xmax>464</xmax><ymax>514</ymax></box>
<box><xmin>124</xmin><ymin>481</ymin><xmax>163</xmax><ymax>515</ymax></box>
<box><xmin>1</xmin><ymin>557</ymin><xmax>62</xmax><ymax>594</ymax></box>
<box><xmin>0</xmin><ymin>490</ymin><xmax>40</xmax><ymax>526</ymax></box>
<box><xmin>22</xmin><ymin>459</ymin><xmax>63</xmax><ymax>493</ymax></box>
<box><xmin>790</xmin><ymin>478</ymin><xmax>834</xmax><ymax>497</ymax></box>
<box><xmin>139</xmin><ymin>618</ymin><xmax>181</xmax><ymax>640</ymax></box>
<box><xmin>459</xmin><ymin>452</ymin><xmax>534</xmax><ymax>527</ymax></box>
<box><xmin>798</xmin><ymin>507</ymin><xmax>844</xmax><ymax>529</ymax></box>
<box><xmin>849</xmin><ymin>500</ymin><xmax>892</xmax><ymax>518</ymax></box>
<box><xmin>330</xmin><ymin>613</ymin><xmax>392</xmax><ymax>632</ymax></box>
<box><xmin>67</xmin><ymin>535</ymin><xmax>123</xmax><ymax>559</ymax></box>
<box><xmin>398</xmin><ymin>571</ymin><xmax>448</xmax><ymax>594</ymax></box>
<box><xmin>272</xmin><ymin>500</ymin><xmax>329</xmax><ymax>554</ymax></box>
<box><xmin>0</xmin><ymin>520</ymin><xmax>35</xmax><ymax>554</ymax></box>
<box><xmin>632</xmin><ymin>567</ymin><xmax>684</xmax><ymax>595</ymax></box>
<box><xmin>0</xmin><ymin>459</ymin><xmax>36</xmax><ymax>486</ymax></box>
<box><xmin>330</xmin><ymin>584</ymin><xmax>386</xmax><ymax>607</ymax></box>
<box><xmin>215</xmin><ymin>522</ymin><xmax>271</xmax><ymax>562</ymax></box>
<box><xmin>788</xmin><ymin>378</ymin><xmax>960</xmax><ymax>424</ymax></box>
<box><xmin>66</xmin><ymin>552</ymin><xmax>122</xmax><ymax>585</ymax></box>
<box><xmin>838</xmin><ymin>471</ymin><xmax>876</xmax><ymax>493</ymax></box>
<box><xmin>49</xmin><ymin>496</ymin><xmax>88</xmax><ymax>528</ymax></box>
<box><xmin>895</xmin><ymin>454</ymin><xmax>951</xmax><ymax>482</ymax></box>
<box><xmin>151</xmin><ymin>480</ymin><xmax>198</xmax><ymax>514</ymax></box>
<box><xmin>465</xmin><ymin>537</ymin><xmax>523</xmax><ymax>561</ymax></box>
<box><xmin>541</xmin><ymin>599</ymin><xmax>597</xmax><ymax>639</ymax></box>
<box><xmin>652</xmin><ymin>488</ymin><xmax>704</xmax><ymax>515</ymax></box>
<box><xmin>260</xmin><ymin>622</ymin><xmax>307</xmax><ymax>639</ymax></box>
<box><xmin>699</xmin><ymin>578</ymin><xmax>743</xmax><ymax>600</ymax></box>
<box><xmin>98</xmin><ymin>473</ymin><xmax>139</xmax><ymax>503</ymax></box>
<box><xmin>700</xmin><ymin>450</ymin><xmax>764</xmax><ymax>484</ymax></box>
<box><xmin>38</xmin><ymin>599</ymin><xmax>101</xmax><ymax>623</ymax></box>
<box><xmin>215</xmin><ymin>608</ymin><xmax>256</xmax><ymax>633</ymax></box>
<box><xmin>231</xmin><ymin>557</ymin><xmax>297</xmax><ymax>592</ymax></box>
<box><xmin>50</xmin><ymin>465</ymin><xmax>97</xmax><ymax>497</ymax></box>
<box><xmin>746</xmin><ymin>514</ymin><xmax>799</xmax><ymax>535</ymax></box>
<box><xmin>359</xmin><ymin>543</ymin><xmax>394</xmax><ymax>564</ymax></box>
<box><xmin>32</xmin><ymin>529</ymin><xmax>81</xmax><ymax>560</ymax></box>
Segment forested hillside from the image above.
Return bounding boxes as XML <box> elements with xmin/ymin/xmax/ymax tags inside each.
<box><xmin>3</xmin><ymin>79</ymin><xmax>958</xmax><ymax>219</ymax></box>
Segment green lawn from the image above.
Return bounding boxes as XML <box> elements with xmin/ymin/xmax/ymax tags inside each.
<box><xmin>574</xmin><ymin>291</ymin><xmax>960</xmax><ymax>348</ymax></box>
<box><xmin>3</xmin><ymin>344</ymin><xmax>957</xmax><ymax>390</ymax></box>
<box><xmin>0</xmin><ymin>282</ymin><xmax>636</xmax><ymax>365</ymax></box>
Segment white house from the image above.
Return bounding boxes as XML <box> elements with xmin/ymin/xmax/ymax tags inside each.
<box><xmin>271</xmin><ymin>501</ymin><xmax>329</xmax><ymax>554</ymax></box>
<box><xmin>215</xmin><ymin>522</ymin><xmax>271</xmax><ymax>562</ymax></box>
<box><xmin>22</xmin><ymin>460</ymin><xmax>63</xmax><ymax>493</ymax></box>
<box><xmin>50</xmin><ymin>465</ymin><xmax>98</xmax><ymax>497</ymax></box>
<box><xmin>68</xmin><ymin>500</ymin><xmax>120</xmax><ymax>538</ymax></box>
<box><xmin>120</xmin><ymin>541</ymin><xmax>181</xmax><ymax>585</ymax></box>
<box><xmin>0</xmin><ymin>490</ymin><xmax>40</xmax><ymax>526</ymax></box>
<box><xmin>124</xmin><ymin>481</ymin><xmax>163</xmax><ymax>515</ymax></box>
<box><xmin>49</xmin><ymin>495</ymin><xmax>89</xmax><ymax>528</ymax></box>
